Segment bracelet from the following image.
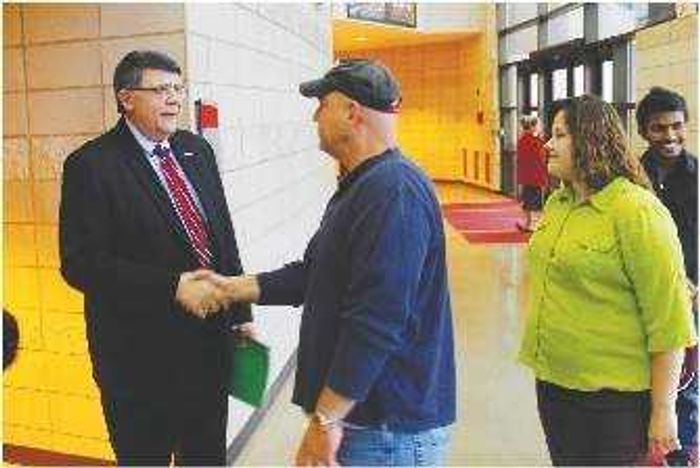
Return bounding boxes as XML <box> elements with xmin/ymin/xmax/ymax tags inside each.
<box><xmin>311</xmin><ymin>409</ymin><xmax>341</xmax><ymax>428</ymax></box>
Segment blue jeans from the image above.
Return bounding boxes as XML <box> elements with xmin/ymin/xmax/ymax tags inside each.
<box><xmin>337</xmin><ymin>425</ymin><xmax>450</xmax><ymax>466</ymax></box>
<box><xmin>668</xmin><ymin>373</ymin><xmax>698</xmax><ymax>465</ymax></box>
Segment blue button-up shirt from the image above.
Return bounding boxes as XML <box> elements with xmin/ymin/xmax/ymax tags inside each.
<box><xmin>258</xmin><ymin>148</ymin><xmax>456</xmax><ymax>431</ymax></box>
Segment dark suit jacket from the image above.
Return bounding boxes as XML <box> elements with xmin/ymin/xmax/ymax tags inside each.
<box><xmin>59</xmin><ymin>118</ymin><xmax>251</xmax><ymax>402</ymax></box>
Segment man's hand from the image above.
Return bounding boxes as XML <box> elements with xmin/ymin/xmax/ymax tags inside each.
<box><xmin>295</xmin><ymin>387</ymin><xmax>354</xmax><ymax>466</ymax></box>
<box><xmin>294</xmin><ymin>419</ymin><xmax>343</xmax><ymax>467</ymax></box>
<box><xmin>235</xmin><ymin>321</ymin><xmax>258</xmax><ymax>339</ymax></box>
<box><xmin>190</xmin><ymin>271</ymin><xmax>261</xmax><ymax>305</ymax></box>
<box><xmin>175</xmin><ymin>270</ymin><xmax>226</xmax><ymax>318</ymax></box>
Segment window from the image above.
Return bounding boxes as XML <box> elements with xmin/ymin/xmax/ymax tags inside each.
<box><xmin>602</xmin><ymin>61</ymin><xmax>614</xmax><ymax>102</ymax></box>
<box><xmin>598</xmin><ymin>3</ymin><xmax>647</xmax><ymax>40</ymax></box>
<box><xmin>529</xmin><ymin>73</ymin><xmax>539</xmax><ymax>108</ymax></box>
<box><xmin>500</xmin><ymin>25</ymin><xmax>538</xmax><ymax>64</ymax></box>
<box><xmin>500</xmin><ymin>66</ymin><xmax>517</xmax><ymax>108</ymax></box>
<box><xmin>346</xmin><ymin>3</ymin><xmax>417</xmax><ymax>27</ymax></box>
<box><xmin>552</xmin><ymin>68</ymin><xmax>568</xmax><ymax>100</ymax></box>
<box><xmin>546</xmin><ymin>2</ymin><xmax>571</xmax><ymax>14</ymax></box>
<box><xmin>504</xmin><ymin>3</ymin><xmax>538</xmax><ymax>27</ymax></box>
<box><xmin>573</xmin><ymin>65</ymin><xmax>584</xmax><ymax>96</ymax></box>
<box><xmin>546</xmin><ymin>6</ymin><xmax>583</xmax><ymax>47</ymax></box>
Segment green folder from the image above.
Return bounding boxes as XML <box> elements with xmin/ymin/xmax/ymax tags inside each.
<box><xmin>226</xmin><ymin>336</ymin><xmax>270</xmax><ymax>407</ymax></box>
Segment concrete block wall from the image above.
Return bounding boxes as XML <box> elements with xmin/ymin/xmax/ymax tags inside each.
<box><xmin>632</xmin><ymin>12</ymin><xmax>698</xmax><ymax>156</ymax></box>
<box><xmin>184</xmin><ymin>2</ymin><xmax>336</xmax><ymax>444</ymax></box>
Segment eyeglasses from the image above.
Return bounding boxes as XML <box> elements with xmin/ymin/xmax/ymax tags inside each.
<box><xmin>128</xmin><ymin>83</ymin><xmax>187</xmax><ymax>98</ymax></box>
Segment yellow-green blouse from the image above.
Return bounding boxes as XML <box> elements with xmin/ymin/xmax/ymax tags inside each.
<box><xmin>519</xmin><ymin>177</ymin><xmax>696</xmax><ymax>391</ymax></box>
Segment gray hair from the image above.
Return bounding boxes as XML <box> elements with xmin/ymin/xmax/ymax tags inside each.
<box><xmin>113</xmin><ymin>50</ymin><xmax>181</xmax><ymax>114</ymax></box>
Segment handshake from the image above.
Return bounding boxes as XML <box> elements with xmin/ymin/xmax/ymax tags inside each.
<box><xmin>175</xmin><ymin>270</ymin><xmax>261</xmax><ymax>319</ymax></box>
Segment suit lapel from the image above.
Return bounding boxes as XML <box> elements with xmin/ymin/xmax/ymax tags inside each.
<box><xmin>114</xmin><ymin>119</ymin><xmax>192</xmax><ymax>251</ymax></box>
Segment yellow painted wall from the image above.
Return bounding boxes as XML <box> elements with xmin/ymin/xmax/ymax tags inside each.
<box><xmin>3</xmin><ymin>3</ymin><xmax>186</xmax><ymax>461</ymax></box>
<box><xmin>337</xmin><ymin>34</ymin><xmax>497</xmax><ymax>188</ymax></box>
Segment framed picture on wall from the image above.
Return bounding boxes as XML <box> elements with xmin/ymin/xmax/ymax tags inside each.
<box><xmin>346</xmin><ymin>3</ymin><xmax>417</xmax><ymax>28</ymax></box>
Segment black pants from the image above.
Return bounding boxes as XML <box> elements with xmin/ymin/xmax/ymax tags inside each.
<box><xmin>520</xmin><ymin>185</ymin><xmax>543</xmax><ymax>211</ymax></box>
<box><xmin>100</xmin><ymin>391</ymin><xmax>227</xmax><ymax>466</ymax></box>
<box><xmin>536</xmin><ymin>380</ymin><xmax>650</xmax><ymax>466</ymax></box>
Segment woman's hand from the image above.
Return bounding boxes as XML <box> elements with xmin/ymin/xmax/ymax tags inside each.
<box><xmin>648</xmin><ymin>404</ymin><xmax>681</xmax><ymax>461</ymax></box>
<box><xmin>648</xmin><ymin>349</ymin><xmax>685</xmax><ymax>463</ymax></box>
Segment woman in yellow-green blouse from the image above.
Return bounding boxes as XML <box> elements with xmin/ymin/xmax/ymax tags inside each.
<box><xmin>519</xmin><ymin>94</ymin><xmax>696</xmax><ymax>466</ymax></box>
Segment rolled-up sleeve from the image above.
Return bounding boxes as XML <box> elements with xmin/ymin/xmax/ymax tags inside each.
<box><xmin>326</xmin><ymin>187</ymin><xmax>431</xmax><ymax>401</ymax></box>
<box><xmin>618</xmin><ymin>198</ymin><xmax>697</xmax><ymax>352</ymax></box>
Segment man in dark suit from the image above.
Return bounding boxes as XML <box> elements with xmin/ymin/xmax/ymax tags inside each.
<box><xmin>59</xmin><ymin>50</ymin><xmax>252</xmax><ymax>465</ymax></box>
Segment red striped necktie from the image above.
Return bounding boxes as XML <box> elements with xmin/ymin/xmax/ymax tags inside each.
<box><xmin>153</xmin><ymin>144</ymin><xmax>212</xmax><ymax>267</ymax></box>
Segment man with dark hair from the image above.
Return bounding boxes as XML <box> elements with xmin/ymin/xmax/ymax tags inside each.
<box><xmin>638</xmin><ymin>86</ymin><xmax>698</xmax><ymax>466</ymax></box>
<box><xmin>59</xmin><ymin>50</ymin><xmax>253</xmax><ymax>465</ymax></box>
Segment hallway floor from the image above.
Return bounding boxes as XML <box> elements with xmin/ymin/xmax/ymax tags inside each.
<box><xmin>235</xmin><ymin>184</ymin><xmax>551</xmax><ymax>466</ymax></box>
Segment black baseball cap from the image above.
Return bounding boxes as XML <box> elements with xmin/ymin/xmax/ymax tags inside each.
<box><xmin>299</xmin><ymin>59</ymin><xmax>401</xmax><ymax>113</ymax></box>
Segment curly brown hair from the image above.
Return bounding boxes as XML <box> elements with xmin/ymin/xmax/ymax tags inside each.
<box><xmin>549</xmin><ymin>94</ymin><xmax>651</xmax><ymax>192</ymax></box>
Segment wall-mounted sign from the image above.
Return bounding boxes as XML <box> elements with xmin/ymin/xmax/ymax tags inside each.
<box><xmin>347</xmin><ymin>3</ymin><xmax>417</xmax><ymax>28</ymax></box>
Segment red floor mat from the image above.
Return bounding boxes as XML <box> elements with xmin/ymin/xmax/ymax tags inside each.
<box><xmin>442</xmin><ymin>199</ymin><xmax>532</xmax><ymax>244</ymax></box>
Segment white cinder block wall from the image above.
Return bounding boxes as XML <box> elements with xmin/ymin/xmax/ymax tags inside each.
<box><xmin>184</xmin><ymin>3</ymin><xmax>337</xmax><ymax>443</ymax></box>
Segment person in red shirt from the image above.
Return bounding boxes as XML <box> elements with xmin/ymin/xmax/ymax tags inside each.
<box><xmin>516</xmin><ymin>115</ymin><xmax>548</xmax><ymax>231</ymax></box>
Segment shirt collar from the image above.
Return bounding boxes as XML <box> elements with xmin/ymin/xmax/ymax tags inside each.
<box><xmin>337</xmin><ymin>147</ymin><xmax>397</xmax><ymax>193</ymax></box>
<box><xmin>587</xmin><ymin>177</ymin><xmax>628</xmax><ymax>212</ymax></box>
<box><xmin>643</xmin><ymin>147</ymin><xmax>696</xmax><ymax>174</ymax></box>
<box><xmin>125</xmin><ymin>118</ymin><xmax>170</xmax><ymax>158</ymax></box>
<box><xmin>553</xmin><ymin>177</ymin><xmax>628</xmax><ymax>212</ymax></box>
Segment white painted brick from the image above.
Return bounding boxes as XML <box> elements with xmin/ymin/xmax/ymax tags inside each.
<box><xmin>235</xmin><ymin>48</ymin><xmax>257</xmax><ymax>89</ymax></box>
<box><xmin>187</xmin><ymin>4</ymin><xmax>237</xmax><ymax>42</ymax></box>
<box><xmin>188</xmin><ymin>34</ymin><xmax>211</xmax><ymax>85</ymax></box>
<box><xmin>235</xmin><ymin>7</ymin><xmax>257</xmax><ymax>50</ymax></box>
<box><xmin>181</xmin><ymin>3</ymin><xmax>335</xmax><ymax>446</ymax></box>
<box><xmin>211</xmin><ymin>42</ymin><xmax>240</xmax><ymax>86</ymax></box>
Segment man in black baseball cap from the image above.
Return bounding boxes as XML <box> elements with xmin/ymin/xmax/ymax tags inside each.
<box><xmin>198</xmin><ymin>58</ymin><xmax>455</xmax><ymax>466</ymax></box>
<box><xmin>299</xmin><ymin>59</ymin><xmax>402</xmax><ymax>114</ymax></box>
<box><xmin>297</xmin><ymin>59</ymin><xmax>404</xmax><ymax>163</ymax></box>
<box><xmin>291</xmin><ymin>59</ymin><xmax>455</xmax><ymax>465</ymax></box>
